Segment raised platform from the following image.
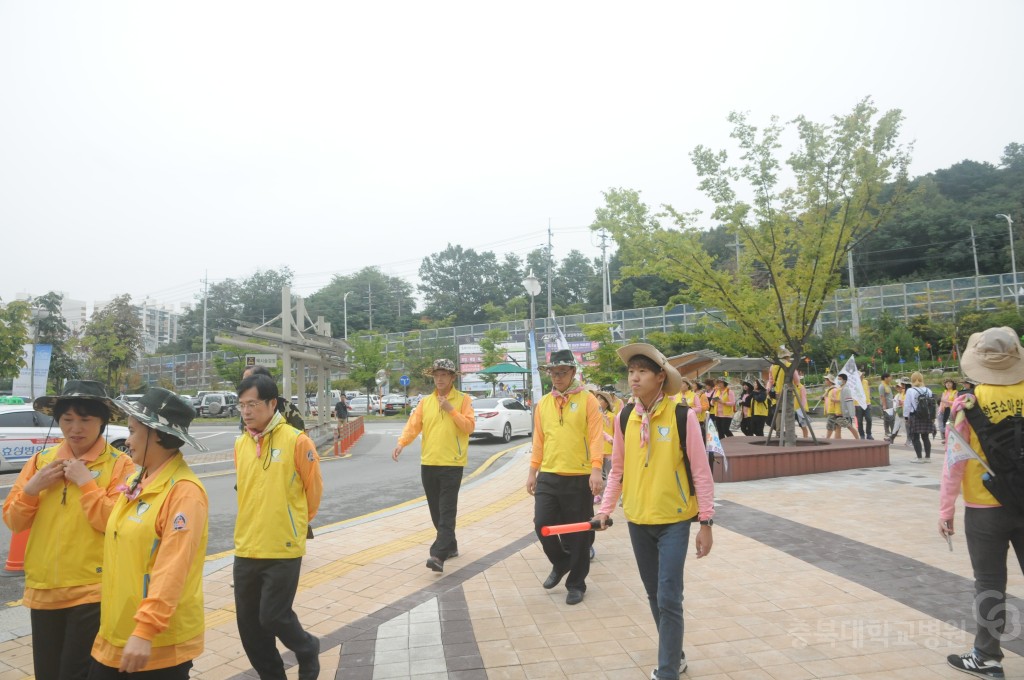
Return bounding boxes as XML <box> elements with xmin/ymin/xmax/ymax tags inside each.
<box><xmin>713</xmin><ymin>436</ymin><xmax>890</xmax><ymax>482</ymax></box>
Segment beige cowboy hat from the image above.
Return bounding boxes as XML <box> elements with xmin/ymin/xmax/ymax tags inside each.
<box><xmin>960</xmin><ymin>326</ymin><xmax>1024</xmax><ymax>386</ymax></box>
<box><xmin>616</xmin><ymin>343</ymin><xmax>682</xmax><ymax>396</ymax></box>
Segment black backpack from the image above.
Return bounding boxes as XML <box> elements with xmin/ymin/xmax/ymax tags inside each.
<box><xmin>963</xmin><ymin>405</ymin><xmax>1024</xmax><ymax>515</ymax></box>
<box><xmin>618</xmin><ymin>402</ymin><xmax>695</xmax><ymax>498</ymax></box>
<box><xmin>912</xmin><ymin>388</ymin><xmax>937</xmax><ymax>424</ymax></box>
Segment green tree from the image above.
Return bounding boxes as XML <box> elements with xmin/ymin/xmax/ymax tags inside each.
<box><xmin>212</xmin><ymin>345</ymin><xmax>248</xmax><ymax>386</ymax></box>
<box><xmin>33</xmin><ymin>291</ymin><xmax>81</xmax><ymax>390</ymax></box>
<box><xmin>347</xmin><ymin>334</ymin><xmax>390</xmax><ymax>395</ymax></box>
<box><xmin>0</xmin><ymin>299</ymin><xmax>31</xmax><ymax>381</ymax></box>
<box><xmin>418</xmin><ymin>245</ymin><xmax>499</xmax><ymax>325</ymax></box>
<box><xmin>81</xmin><ymin>294</ymin><xmax>144</xmax><ymax>391</ymax></box>
<box><xmin>306</xmin><ymin>266</ymin><xmax>416</xmax><ymax>336</ymax></box>
<box><xmin>605</xmin><ymin>99</ymin><xmax>911</xmax><ymax>443</ymax></box>
<box><xmin>478</xmin><ymin>328</ymin><xmax>509</xmax><ymax>395</ymax></box>
<box><xmin>554</xmin><ymin>249</ymin><xmax>598</xmax><ymax>311</ymax></box>
<box><xmin>579</xmin><ymin>323</ymin><xmax>625</xmax><ymax>388</ymax></box>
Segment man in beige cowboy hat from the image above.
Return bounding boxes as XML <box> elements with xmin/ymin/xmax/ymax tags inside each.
<box><xmin>940</xmin><ymin>327</ymin><xmax>1024</xmax><ymax>678</ymax></box>
<box><xmin>393</xmin><ymin>358</ymin><xmax>476</xmax><ymax>573</ymax></box>
<box><xmin>526</xmin><ymin>349</ymin><xmax>604</xmax><ymax>605</ymax></box>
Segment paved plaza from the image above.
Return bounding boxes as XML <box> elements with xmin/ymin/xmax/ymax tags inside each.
<box><xmin>2</xmin><ymin>440</ymin><xmax>1023</xmax><ymax>679</ymax></box>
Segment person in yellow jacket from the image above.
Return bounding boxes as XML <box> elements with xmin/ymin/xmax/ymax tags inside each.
<box><xmin>89</xmin><ymin>387</ymin><xmax>209</xmax><ymax>679</ymax></box>
<box><xmin>526</xmin><ymin>349</ymin><xmax>604</xmax><ymax>605</ymax></box>
<box><xmin>393</xmin><ymin>358</ymin><xmax>476</xmax><ymax>573</ymax></box>
<box><xmin>939</xmin><ymin>327</ymin><xmax>1024</xmax><ymax>678</ymax></box>
<box><xmin>710</xmin><ymin>378</ymin><xmax>736</xmax><ymax>437</ymax></box>
<box><xmin>594</xmin><ymin>343</ymin><xmax>714</xmax><ymax>680</ymax></box>
<box><xmin>2</xmin><ymin>381</ymin><xmax>133</xmax><ymax>680</ymax></box>
<box><xmin>234</xmin><ymin>374</ymin><xmax>323</xmax><ymax>680</ymax></box>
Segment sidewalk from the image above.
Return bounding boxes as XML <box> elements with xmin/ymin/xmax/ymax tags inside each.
<box><xmin>2</xmin><ymin>439</ymin><xmax>1023</xmax><ymax>679</ymax></box>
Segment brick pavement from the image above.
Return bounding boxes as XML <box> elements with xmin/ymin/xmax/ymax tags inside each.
<box><xmin>2</xmin><ymin>439</ymin><xmax>1023</xmax><ymax>679</ymax></box>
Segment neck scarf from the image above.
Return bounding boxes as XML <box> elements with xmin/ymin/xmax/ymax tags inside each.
<box><xmin>246</xmin><ymin>411</ymin><xmax>284</xmax><ymax>458</ymax></box>
<box><xmin>635</xmin><ymin>391</ymin><xmax>665</xmax><ymax>448</ymax></box>
<box><xmin>551</xmin><ymin>381</ymin><xmax>585</xmax><ymax>424</ymax></box>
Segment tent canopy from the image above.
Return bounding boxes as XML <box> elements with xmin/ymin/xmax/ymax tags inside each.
<box><xmin>477</xmin><ymin>362</ymin><xmax>529</xmax><ymax>375</ymax></box>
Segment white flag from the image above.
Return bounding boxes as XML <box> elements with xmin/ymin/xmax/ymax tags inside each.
<box><xmin>945</xmin><ymin>427</ymin><xmax>993</xmax><ymax>475</ymax></box>
<box><xmin>840</xmin><ymin>355</ymin><xmax>867</xmax><ymax>409</ymax></box>
<box><xmin>705</xmin><ymin>418</ymin><xmax>728</xmax><ymax>473</ymax></box>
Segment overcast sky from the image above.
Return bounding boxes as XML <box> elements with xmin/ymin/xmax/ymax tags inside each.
<box><xmin>2</xmin><ymin>1</ymin><xmax>1021</xmax><ymax>311</ymax></box>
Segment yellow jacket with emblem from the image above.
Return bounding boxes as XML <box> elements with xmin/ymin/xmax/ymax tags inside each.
<box><xmin>397</xmin><ymin>389</ymin><xmax>476</xmax><ymax>466</ymax></box>
<box><xmin>2</xmin><ymin>439</ymin><xmax>133</xmax><ymax>608</ymax></box>
<box><xmin>530</xmin><ymin>390</ymin><xmax>604</xmax><ymax>474</ymax></box>
<box><xmin>234</xmin><ymin>418</ymin><xmax>323</xmax><ymax>559</ymax></box>
<box><xmin>95</xmin><ymin>455</ymin><xmax>208</xmax><ymax>664</ymax></box>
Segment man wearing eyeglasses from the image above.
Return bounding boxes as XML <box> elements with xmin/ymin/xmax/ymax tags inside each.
<box><xmin>233</xmin><ymin>373</ymin><xmax>324</xmax><ymax>680</ymax></box>
<box><xmin>526</xmin><ymin>349</ymin><xmax>605</xmax><ymax>605</ymax></box>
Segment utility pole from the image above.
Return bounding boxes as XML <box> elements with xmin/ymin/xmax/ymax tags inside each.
<box><xmin>970</xmin><ymin>224</ymin><xmax>980</xmax><ymax>310</ymax></box>
<box><xmin>201</xmin><ymin>272</ymin><xmax>208</xmax><ymax>388</ymax></box>
<box><xmin>366</xmin><ymin>282</ymin><xmax>374</xmax><ymax>330</ymax></box>
<box><xmin>847</xmin><ymin>249</ymin><xmax>860</xmax><ymax>338</ymax></box>
<box><xmin>734</xmin><ymin>234</ymin><xmax>741</xmax><ymax>271</ymax></box>
<box><xmin>997</xmin><ymin>214</ymin><xmax>1018</xmax><ymax>311</ymax></box>
<box><xmin>547</xmin><ymin>219</ymin><xmax>554</xmax><ymax>318</ymax></box>
<box><xmin>598</xmin><ymin>228</ymin><xmax>611</xmax><ymax>320</ymax></box>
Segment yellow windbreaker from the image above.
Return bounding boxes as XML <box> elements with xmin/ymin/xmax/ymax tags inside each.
<box><xmin>95</xmin><ymin>455</ymin><xmax>207</xmax><ymax>669</ymax></box>
<box><xmin>620</xmin><ymin>399</ymin><xmax>698</xmax><ymax>524</ymax></box>
<box><xmin>234</xmin><ymin>422</ymin><xmax>322</xmax><ymax>559</ymax></box>
<box><xmin>397</xmin><ymin>389</ymin><xmax>475</xmax><ymax>466</ymax></box>
<box><xmin>3</xmin><ymin>439</ymin><xmax>133</xmax><ymax>608</ymax></box>
<box><xmin>530</xmin><ymin>390</ymin><xmax>603</xmax><ymax>474</ymax></box>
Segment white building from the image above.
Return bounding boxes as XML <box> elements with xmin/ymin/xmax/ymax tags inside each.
<box><xmin>93</xmin><ymin>298</ymin><xmax>180</xmax><ymax>354</ymax></box>
<box><xmin>15</xmin><ymin>291</ymin><xmax>87</xmax><ymax>333</ymax></box>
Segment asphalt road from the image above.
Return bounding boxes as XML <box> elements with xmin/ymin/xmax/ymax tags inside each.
<box><xmin>0</xmin><ymin>421</ymin><xmax>528</xmax><ymax>605</ymax></box>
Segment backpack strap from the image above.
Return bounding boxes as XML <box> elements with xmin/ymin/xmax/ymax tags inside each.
<box><xmin>618</xmin><ymin>401</ymin><xmax>696</xmax><ymax>498</ymax></box>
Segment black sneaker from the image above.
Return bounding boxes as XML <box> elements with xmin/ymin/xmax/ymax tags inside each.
<box><xmin>650</xmin><ymin>653</ymin><xmax>686</xmax><ymax>678</ymax></box>
<box><xmin>426</xmin><ymin>556</ymin><xmax>444</xmax><ymax>573</ymax></box>
<box><xmin>565</xmin><ymin>589</ymin><xmax>584</xmax><ymax>605</ymax></box>
<box><xmin>947</xmin><ymin>650</ymin><xmax>1004</xmax><ymax>679</ymax></box>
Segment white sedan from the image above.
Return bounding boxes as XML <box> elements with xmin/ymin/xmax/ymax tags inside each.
<box><xmin>471</xmin><ymin>398</ymin><xmax>532</xmax><ymax>443</ymax></box>
<box><xmin>0</xmin><ymin>405</ymin><xmax>131</xmax><ymax>472</ymax></box>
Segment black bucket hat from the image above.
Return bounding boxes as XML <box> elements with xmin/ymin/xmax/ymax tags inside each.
<box><xmin>113</xmin><ymin>387</ymin><xmax>207</xmax><ymax>452</ymax></box>
<box><xmin>33</xmin><ymin>380</ymin><xmax>121</xmax><ymax>422</ymax></box>
<box><xmin>542</xmin><ymin>349</ymin><xmax>577</xmax><ymax>370</ymax></box>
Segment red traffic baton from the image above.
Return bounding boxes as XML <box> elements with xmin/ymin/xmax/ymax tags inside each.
<box><xmin>541</xmin><ymin>517</ymin><xmax>613</xmax><ymax>537</ymax></box>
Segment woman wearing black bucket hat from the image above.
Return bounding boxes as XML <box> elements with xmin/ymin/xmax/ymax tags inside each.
<box><xmin>88</xmin><ymin>388</ymin><xmax>208</xmax><ymax>679</ymax></box>
<box><xmin>2</xmin><ymin>380</ymin><xmax>135</xmax><ymax>680</ymax></box>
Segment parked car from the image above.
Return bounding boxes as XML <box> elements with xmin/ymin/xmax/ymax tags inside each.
<box><xmin>381</xmin><ymin>394</ymin><xmax>407</xmax><ymax>415</ymax></box>
<box><xmin>471</xmin><ymin>398</ymin><xmax>532</xmax><ymax>442</ymax></box>
<box><xmin>0</xmin><ymin>404</ymin><xmax>131</xmax><ymax>472</ymax></box>
<box><xmin>196</xmin><ymin>392</ymin><xmax>239</xmax><ymax>418</ymax></box>
<box><xmin>348</xmin><ymin>396</ymin><xmax>374</xmax><ymax>414</ymax></box>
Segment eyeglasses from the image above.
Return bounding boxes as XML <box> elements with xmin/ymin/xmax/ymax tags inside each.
<box><xmin>239</xmin><ymin>400</ymin><xmax>270</xmax><ymax>411</ymax></box>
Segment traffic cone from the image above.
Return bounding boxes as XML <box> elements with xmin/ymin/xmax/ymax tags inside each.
<box><xmin>4</xmin><ymin>529</ymin><xmax>29</xmax><ymax>574</ymax></box>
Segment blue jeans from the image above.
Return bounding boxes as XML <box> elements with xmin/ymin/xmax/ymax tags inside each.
<box><xmin>628</xmin><ymin>521</ymin><xmax>691</xmax><ymax>679</ymax></box>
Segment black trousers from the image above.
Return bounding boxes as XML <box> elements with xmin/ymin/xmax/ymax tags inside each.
<box><xmin>87</xmin><ymin>661</ymin><xmax>192</xmax><ymax>680</ymax></box>
<box><xmin>31</xmin><ymin>602</ymin><xmax>100</xmax><ymax>680</ymax></box>
<box><xmin>856</xmin><ymin>406</ymin><xmax>873</xmax><ymax>438</ymax></box>
<box><xmin>533</xmin><ymin>472</ymin><xmax>593</xmax><ymax>591</ymax></box>
<box><xmin>421</xmin><ymin>465</ymin><xmax>463</xmax><ymax>559</ymax></box>
<box><xmin>234</xmin><ymin>557</ymin><xmax>319</xmax><ymax>680</ymax></box>
<box><xmin>964</xmin><ymin>506</ymin><xmax>1024</xmax><ymax>661</ymax></box>
<box><xmin>750</xmin><ymin>414</ymin><xmax>766</xmax><ymax>437</ymax></box>
<box><xmin>714</xmin><ymin>416</ymin><xmax>733</xmax><ymax>437</ymax></box>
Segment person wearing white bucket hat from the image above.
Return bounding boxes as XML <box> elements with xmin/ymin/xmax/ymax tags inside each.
<box><xmin>940</xmin><ymin>327</ymin><xmax>1024</xmax><ymax>678</ymax></box>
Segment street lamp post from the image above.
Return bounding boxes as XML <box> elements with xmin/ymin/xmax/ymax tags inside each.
<box><xmin>28</xmin><ymin>304</ymin><xmax>50</xmax><ymax>400</ymax></box>
<box><xmin>343</xmin><ymin>291</ymin><xmax>352</xmax><ymax>340</ymax></box>
<box><xmin>522</xmin><ymin>270</ymin><xmax>541</xmax><ymax>405</ymax></box>
<box><xmin>997</xmin><ymin>214</ymin><xmax>1018</xmax><ymax>310</ymax></box>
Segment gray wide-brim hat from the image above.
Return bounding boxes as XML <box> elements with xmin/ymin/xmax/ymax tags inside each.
<box><xmin>960</xmin><ymin>326</ymin><xmax>1024</xmax><ymax>386</ymax></box>
<box><xmin>113</xmin><ymin>387</ymin><xmax>208</xmax><ymax>452</ymax></box>
<box><xmin>33</xmin><ymin>380</ymin><xmax>122</xmax><ymax>422</ymax></box>
<box><xmin>615</xmin><ymin>343</ymin><xmax>682</xmax><ymax>396</ymax></box>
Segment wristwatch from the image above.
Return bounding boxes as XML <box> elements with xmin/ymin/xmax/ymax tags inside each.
<box><xmin>699</xmin><ymin>518</ymin><xmax>714</xmax><ymax>527</ymax></box>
